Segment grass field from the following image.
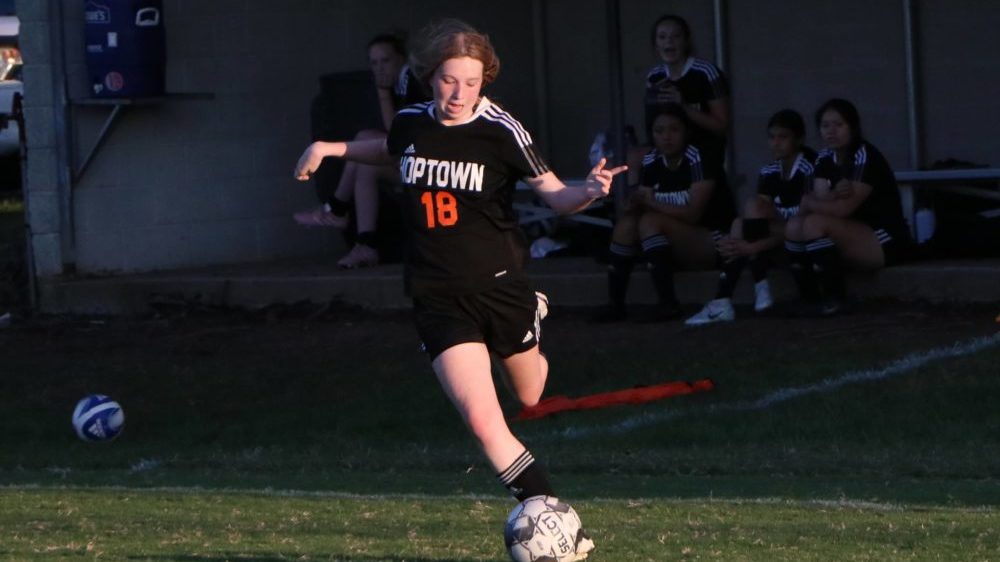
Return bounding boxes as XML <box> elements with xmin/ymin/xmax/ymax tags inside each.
<box><xmin>2</xmin><ymin>300</ymin><xmax>999</xmax><ymax>560</ymax></box>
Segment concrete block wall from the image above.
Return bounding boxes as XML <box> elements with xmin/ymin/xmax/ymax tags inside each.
<box><xmin>16</xmin><ymin>0</ymin><xmax>65</xmax><ymax>277</ymax></box>
<box><xmin>544</xmin><ymin>0</ymin><xmax>1000</xmax><ymax>202</ymax></box>
<box><xmin>20</xmin><ymin>0</ymin><xmax>1000</xmax><ymax>280</ymax></box>
<box><xmin>35</xmin><ymin>0</ymin><xmax>541</xmax><ymax>275</ymax></box>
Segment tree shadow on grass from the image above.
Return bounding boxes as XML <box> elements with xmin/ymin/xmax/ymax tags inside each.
<box><xmin>127</xmin><ymin>554</ymin><xmax>488</xmax><ymax>562</ymax></box>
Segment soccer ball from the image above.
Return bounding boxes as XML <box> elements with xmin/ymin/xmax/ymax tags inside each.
<box><xmin>504</xmin><ymin>495</ymin><xmax>582</xmax><ymax>562</ymax></box>
<box><xmin>72</xmin><ymin>394</ymin><xmax>125</xmax><ymax>442</ymax></box>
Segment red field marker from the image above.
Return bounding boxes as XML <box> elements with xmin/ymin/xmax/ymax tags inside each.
<box><xmin>514</xmin><ymin>378</ymin><xmax>715</xmax><ymax>421</ymax></box>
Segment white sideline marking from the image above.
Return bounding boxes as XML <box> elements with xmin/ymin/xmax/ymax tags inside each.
<box><xmin>544</xmin><ymin>332</ymin><xmax>1000</xmax><ymax>440</ymax></box>
<box><xmin>2</xmin><ymin>484</ymin><xmax>993</xmax><ymax>512</ymax></box>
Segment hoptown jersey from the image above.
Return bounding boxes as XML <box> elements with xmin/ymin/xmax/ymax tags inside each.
<box><xmin>813</xmin><ymin>141</ymin><xmax>910</xmax><ymax>242</ymax></box>
<box><xmin>757</xmin><ymin>148</ymin><xmax>818</xmax><ymax>220</ymax></box>
<box><xmin>640</xmin><ymin>145</ymin><xmax>736</xmax><ymax>231</ymax></box>
<box><xmin>386</xmin><ymin>97</ymin><xmax>549</xmax><ymax>295</ymax></box>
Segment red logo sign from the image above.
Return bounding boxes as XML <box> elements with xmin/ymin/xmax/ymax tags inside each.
<box><xmin>105</xmin><ymin>72</ymin><xmax>124</xmax><ymax>92</ymax></box>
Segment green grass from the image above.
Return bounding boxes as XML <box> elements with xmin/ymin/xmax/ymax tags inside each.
<box><xmin>0</xmin><ymin>488</ymin><xmax>996</xmax><ymax>561</ymax></box>
<box><xmin>1</xmin><ymin>303</ymin><xmax>998</xmax><ymax>559</ymax></box>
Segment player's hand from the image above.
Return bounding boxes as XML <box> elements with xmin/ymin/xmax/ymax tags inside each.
<box><xmin>717</xmin><ymin>236</ymin><xmax>751</xmax><ymax>258</ymax></box>
<box><xmin>833</xmin><ymin>179</ymin><xmax>854</xmax><ymax>199</ymax></box>
<box><xmin>584</xmin><ymin>158</ymin><xmax>628</xmax><ymax>199</ymax></box>
<box><xmin>656</xmin><ymin>84</ymin><xmax>683</xmax><ymax>104</ymax></box>
<box><xmin>294</xmin><ymin>142</ymin><xmax>326</xmax><ymax>181</ymax></box>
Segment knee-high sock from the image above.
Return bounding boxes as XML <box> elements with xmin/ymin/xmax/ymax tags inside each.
<box><xmin>715</xmin><ymin>257</ymin><xmax>747</xmax><ymax>299</ymax></box>
<box><xmin>786</xmin><ymin>240</ymin><xmax>820</xmax><ymax>303</ymax></box>
<box><xmin>742</xmin><ymin>218</ymin><xmax>771</xmax><ymax>283</ymax></box>
<box><xmin>607</xmin><ymin>242</ymin><xmax>638</xmax><ymax>310</ymax></box>
<box><xmin>805</xmin><ymin>237</ymin><xmax>846</xmax><ymax>300</ymax></box>
<box><xmin>641</xmin><ymin>235</ymin><xmax>678</xmax><ymax>306</ymax></box>
<box><xmin>496</xmin><ymin>449</ymin><xmax>554</xmax><ymax>501</ymax></box>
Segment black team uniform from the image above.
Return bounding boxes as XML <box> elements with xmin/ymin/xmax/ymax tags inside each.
<box><xmin>386</xmin><ymin>97</ymin><xmax>554</xmax><ymax>503</ymax></box>
<box><xmin>644</xmin><ymin>57</ymin><xmax>729</xmax><ymax>169</ymax></box>
<box><xmin>607</xmin><ymin>146</ymin><xmax>736</xmax><ymax>316</ymax></box>
<box><xmin>788</xmin><ymin>141</ymin><xmax>911</xmax><ymax>308</ymax></box>
<box><xmin>715</xmin><ymin>149</ymin><xmax>817</xmax><ymax>300</ymax></box>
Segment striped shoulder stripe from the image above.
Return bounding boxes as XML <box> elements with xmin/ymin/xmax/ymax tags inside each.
<box><xmin>816</xmin><ymin>148</ymin><xmax>835</xmax><ymax>163</ymax></box>
<box><xmin>645</xmin><ymin>64</ymin><xmax>667</xmax><ymax>80</ymax></box>
<box><xmin>854</xmin><ymin>145</ymin><xmax>868</xmax><ymax>166</ymax></box>
<box><xmin>483</xmin><ymin>105</ymin><xmax>534</xmax><ymax>148</ymax></box>
<box><xmin>396</xmin><ymin>101</ymin><xmax>432</xmax><ymax>116</ymax></box>
<box><xmin>685</xmin><ymin>146</ymin><xmax>704</xmax><ymax>182</ymax></box>
<box><xmin>481</xmin><ymin>105</ymin><xmax>548</xmax><ymax>177</ymax></box>
<box><xmin>642</xmin><ymin>152</ymin><xmax>657</xmax><ymax>166</ymax></box>
<box><xmin>690</xmin><ymin>59</ymin><xmax>721</xmax><ymax>81</ymax></box>
<box><xmin>760</xmin><ymin>162</ymin><xmax>782</xmax><ymax>176</ymax></box>
<box><xmin>852</xmin><ymin>145</ymin><xmax>869</xmax><ymax>181</ymax></box>
<box><xmin>684</xmin><ymin>145</ymin><xmax>702</xmax><ymax>164</ymax></box>
<box><xmin>395</xmin><ymin>65</ymin><xmax>410</xmax><ymax>96</ymax></box>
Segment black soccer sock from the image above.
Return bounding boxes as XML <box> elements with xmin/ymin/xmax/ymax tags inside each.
<box><xmin>497</xmin><ymin>450</ymin><xmax>555</xmax><ymax>501</ymax></box>
<box><xmin>741</xmin><ymin>218</ymin><xmax>771</xmax><ymax>283</ymax></box>
<box><xmin>806</xmin><ymin>237</ymin><xmax>847</xmax><ymax>301</ymax></box>
<box><xmin>786</xmin><ymin>240</ymin><xmax>820</xmax><ymax>303</ymax></box>
<box><xmin>641</xmin><ymin>235</ymin><xmax>678</xmax><ymax>306</ymax></box>
<box><xmin>326</xmin><ymin>195</ymin><xmax>350</xmax><ymax>217</ymax></box>
<box><xmin>742</xmin><ymin>218</ymin><xmax>770</xmax><ymax>243</ymax></box>
<box><xmin>607</xmin><ymin>242</ymin><xmax>638</xmax><ymax>310</ymax></box>
<box><xmin>356</xmin><ymin>231</ymin><xmax>378</xmax><ymax>248</ymax></box>
<box><xmin>715</xmin><ymin>257</ymin><xmax>747</xmax><ymax>299</ymax></box>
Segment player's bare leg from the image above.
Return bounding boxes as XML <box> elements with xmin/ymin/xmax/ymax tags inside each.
<box><xmin>500</xmin><ymin>344</ymin><xmax>548</xmax><ymax>407</ymax></box>
<box><xmin>433</xmin><ymin>342</ymin><xmax>527</xmax><ymax>471</ymax></box>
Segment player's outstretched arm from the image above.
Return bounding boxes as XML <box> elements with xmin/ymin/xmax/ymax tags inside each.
<box><xmin>293</xmin><ymin>138</ymin><xmax>393</xmax><ymax>181</ymax></box>
<box><xmin>527</xmin><ymin>158</ymin><xmax>627</xmax><ymax>215</ymax></box>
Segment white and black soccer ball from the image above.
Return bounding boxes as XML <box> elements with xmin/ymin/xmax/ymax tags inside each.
<box><xmin>504</xmin><ymin>495</ymin><xmax>583</xmax><ymax>562</ymax></box>
<box><xmin>72</xmin><ymin>394</ymin><xmax>124</xmax><ymax>442</ymax></box>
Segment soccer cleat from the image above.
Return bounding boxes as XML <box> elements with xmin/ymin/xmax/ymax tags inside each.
<box><xmin>336</xmin><ymin>243</ymin><xmax>379</xmax><ymax>269</ymax></box>
<box><xmin>573</xmin><ymin>528</ymin><xmax>595</xmax><ymax>560</ymax></box>
<box><xmin>754</xmin><ymin>279</ymin><xmax>774</xmax><ymax>312</ymax></box>
<box><xmin>293</xmin><ymin>204</ymin><xmax>349</xmax><ymax>228</ymax></box>
<box><xmin>684</xmin><ymin>298</ymin><xmax>735</xmax><ymax>326</ymax></box>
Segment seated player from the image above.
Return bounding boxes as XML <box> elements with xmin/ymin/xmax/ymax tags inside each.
<box><xmin>597</xmin><ymin>103</ymin><xmax>736</xmax><ymax>322</ymax></box>
<box><xmin>784</xmin><ymin>98</ymin><xmax>912</xmax><ymax>316</ymax></box>
<box><xmin>686</xmin><ymin>109</ymin><xmax>817</xmax><ymax>325</ymax></box>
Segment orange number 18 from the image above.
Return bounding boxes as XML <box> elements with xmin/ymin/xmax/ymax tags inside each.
<box><xmin>420</xmin><ymin>191</ymin><xmax>459</xmax><ymax>228</ymax></box>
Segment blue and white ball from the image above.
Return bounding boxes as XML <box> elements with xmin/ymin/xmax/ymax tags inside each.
<box><xmin>72</xmin><ymin>394</ymin><xmax>124</xmax><ymax>442</ymax></box>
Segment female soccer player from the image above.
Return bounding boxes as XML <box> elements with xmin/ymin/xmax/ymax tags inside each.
<box><xmin>597</xmin><ymin>103</ymin><xmax>735</xmax><ymax>322</ymax></box>
<box><xmin>294</xmin><ymin>33</ymin><xmax>428</xmax><ymax>268</ymax></box>
<box><xmin>294</xmin><ymin>19</ymin><xmax>619</xmax><ymax>559</ymax></box>
<box><xmin>785</xmin><ymin>98</ymin><xmax>911</xmax><ymax>315</ymax></box>
<box><xmin>627</xmin><ymin>14</ymin><xmax>730</xmax><ymax>187</ymax></box>
<box><xmin>686</xmin><ymin>109</ymin><xmax>817</xmax><ymax>325</ymax></box>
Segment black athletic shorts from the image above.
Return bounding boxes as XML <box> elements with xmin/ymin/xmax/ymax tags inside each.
<box><xmin>413</xmin><ymin>277</ymin><xmax>539</xmax><ymax>361</ymax></box>
<box><xmin>876</xmin><ymin>228</ymin><xmax>912</xmax><ymax>266</ymax></box>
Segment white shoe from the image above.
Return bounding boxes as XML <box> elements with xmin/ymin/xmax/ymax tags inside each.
<box><xmin>754</xmin><ymin>280</ymin><xmax>774</xmax><ymax>312</ymax></box>
<box><xmin>573</xmin><ymin>528</ymin><xmax>595</xmax><ymax>560</ymax></box>
<box><xmin>684</xmin><ymin>298</ymin><xmax>735</xmax><ymax>326</ymax></box>
<box><xmin>534</xmin><ymin>291</ymin><xmax>549</xmax><ymax>341</ymax></box>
